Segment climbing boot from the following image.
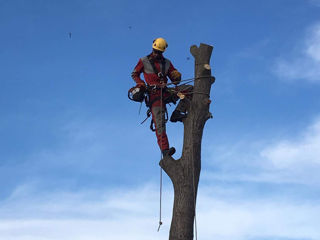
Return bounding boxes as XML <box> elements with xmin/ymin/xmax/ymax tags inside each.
<box><xmin>162</xmin><ymin>147</ymin><xmax>176</xmax><ymax>156</ymax></box>
<box><xmin>170</xmin><ymin>110</ymin><xmax>187</xmax><ymax>122</ymax></box>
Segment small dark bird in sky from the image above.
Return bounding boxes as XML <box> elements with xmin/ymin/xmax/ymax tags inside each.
<box><xmin>69</xmin><ymin>32</ymin><xmax>72</xmax><ymax>39</ymax></box>
<box><xmin>128</xmin><ymin>26</ymin><xmax>132</xmax><ymax>30</ymax></box>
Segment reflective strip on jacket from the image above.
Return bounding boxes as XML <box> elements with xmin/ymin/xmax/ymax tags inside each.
<box><xmin>131</xmin><ymin>55</ymin><xmax>177</xmax><ymax>86</ymax></box>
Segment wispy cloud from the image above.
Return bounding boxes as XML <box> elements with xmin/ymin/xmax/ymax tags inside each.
<box><xmin>2</xmin><ymin>117</ymin><xmax>320</xmax><ymax>240</ymax></box>
<box><xmin>2</xmin><ymin>108</ymin><xmax>320</xmax><ymax>240</ymax></box>
<box><xmin>0</xmin><ymin>183</ymin><xmax>319</xmax><ymax>240</ymax></box>
<box><xmin>203</xmin><ymin>117</ymin><xmax>320</xmax><ymax>186</ymax></box>
<box><xmin>274</xmin><ymin>23</ymin><xmax>320</xmax><ymax>83</ymax></box>
<box><xmin>261</xmin><ymin>117</ymin><xmax>320</xmax><ymax>169</ymax></box>
<box><xmin>0</xmin><ymin>184</ymin><xmax>168</xmax><ymax>240</ymax></box>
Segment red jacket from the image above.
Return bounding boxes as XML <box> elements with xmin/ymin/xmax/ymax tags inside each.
<box><xmin>131</xmin><ymin>53</ymin><xmax>177</xmax><ymax>86</ymax></box>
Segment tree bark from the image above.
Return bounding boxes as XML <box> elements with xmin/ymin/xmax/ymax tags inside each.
<box><xmin>160</xmin><ymin>43</ymin><xmax>214</xmax><ymax>240</ymax></box>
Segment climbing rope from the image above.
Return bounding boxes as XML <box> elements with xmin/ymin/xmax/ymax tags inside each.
<box><xmin>191</xmin><ymin>155</ymin><xmax>198</xmax><ymax>240</ymax></box>
<box><xmin>158</xmin><ymin>166</ymin><xmax>163</xmax><ymax>232</ymax></box>
<box><xmin>166</xmin><ymin>75</ymin><xmax>212</xmax><ymax>87</ymax></box>
<box><xmin>158</xmin><ymin>84</ymin><xmax>164</xmax><ymax>232</ymax></box>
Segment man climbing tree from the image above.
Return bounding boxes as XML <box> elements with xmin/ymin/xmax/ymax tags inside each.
<box><xmin>130</xmin><ymin>40</ymin><xmax>214</xmax><ymax>240</ymax></box>
<box><xmin>131</xmin><ymin>37</ymin><xmax>192</xmax><ymax>156</ymax></box>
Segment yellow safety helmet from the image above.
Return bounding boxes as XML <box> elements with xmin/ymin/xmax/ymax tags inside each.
<box><xmin>152</xmin><ymin>38</ymin><xmax>168</xmax><ymax>52</ymax></box>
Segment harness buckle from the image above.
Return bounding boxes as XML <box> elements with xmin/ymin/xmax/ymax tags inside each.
<box><xmin>158</xmin><ymin>72</ymin><xmax>164</xmax><ymax>78</ymax></box>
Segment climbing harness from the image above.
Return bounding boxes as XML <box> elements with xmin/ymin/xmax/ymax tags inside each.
<box><xmin>128</xmin><ymin>74</ymin><xmax>210</xmax><ymax>105</ymax></box>
<box><xmin>147</xmin><ymin>54</ymin><xmax>166</xmax><ymax>79</ymax></box>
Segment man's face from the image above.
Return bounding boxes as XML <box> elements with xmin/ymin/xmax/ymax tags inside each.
<box><xmin>153</xmin><ymin>49</ymin><xmax>163</xmax><ymax>58</ymax></box>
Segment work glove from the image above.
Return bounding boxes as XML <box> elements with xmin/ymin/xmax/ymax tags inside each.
<box><xmin>170</xmin><ymin>70</ymin><xmax>182</xmax><ymax>85</ymax></box>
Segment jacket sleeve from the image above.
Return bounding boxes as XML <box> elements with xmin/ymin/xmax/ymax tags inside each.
<box><xmin>167</xmin><ymin>62</ymin><xmax>181</xmax><ymax>85</ymax></box>
<box><xmin>131</xmin><ymin>59</ymin><xmax>145</xmax><ymax>85</ymax></box>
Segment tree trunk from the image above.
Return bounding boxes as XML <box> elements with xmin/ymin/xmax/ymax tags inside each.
<box><xmin>160</xmin><ymin>43</ymin><xmax>214</xmax><ymax>240</ymax></box>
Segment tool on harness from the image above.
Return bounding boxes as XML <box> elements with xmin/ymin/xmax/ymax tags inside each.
<box><xmin>128</xmin><ymin>86</ymin><xmax>146</xmax><ymax>102</ymax></box>
<box><xmin>140</xmin><ymin>108</ymin><xmax>152</xmax><ymax>124</ymax></box>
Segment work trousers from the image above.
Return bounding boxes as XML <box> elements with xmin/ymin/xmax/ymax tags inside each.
<box><xmin>150</xmin><ymin>85</ymin><xmax>193</xmax><ymax>151</ymax></box>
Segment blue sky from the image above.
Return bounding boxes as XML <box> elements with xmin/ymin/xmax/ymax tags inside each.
<box><xmin>1</xmin><ymin>0</ymin><xmax>320</xmax><ymax>239</ymax></box>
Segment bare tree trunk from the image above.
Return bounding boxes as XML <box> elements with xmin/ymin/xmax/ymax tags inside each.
<box><xmin>160</xmin><ymin>43</ymin><xmax>214</xmax><ymax>240</ymax></box>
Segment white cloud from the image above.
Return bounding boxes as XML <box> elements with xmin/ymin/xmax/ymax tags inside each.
<box><xmin>261</xmin><ymin>117</ymin><xmax>320</xmax><ymax>170</ymax></box>
<box><xmin>2</xmin><ymin>115</ymin><xmax>320</xmax><ymax>240</ymax></box>
<box><xmin>198</xmin><ymin>197</ymin><xmax>320</xmax><ymax>240</ymax></box>
<box><xmin>0</xmin><ymin>184</ymin><xmax>169</xmax><ymax>240</ymax></box>
<box><xmin>274</xmin><ymin>23</ymin><xmax>320</xmax><ymax>83</ymax></box>
<box><xmin>2</xmin><ymin>116</ymin><xmax>320</xmax><ymax>239</ymax></box>
<box><xmin>202</xmin><ymin>117</ymin><xmax>320</xmax><ymax>186</ymax></box>
<box><xmin>306</xmin><ymin>24</ymin><xmax>320</xmax><ymax>61</ymax></box>
<box><xmin>0</xmin><ymin>184</ymin><xmax>319</xmax><ymax>240</ymax></box>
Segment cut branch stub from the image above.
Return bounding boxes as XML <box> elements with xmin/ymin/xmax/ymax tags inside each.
<box><xmin>160</xmin><ymin>156</ymin><xmax>182</xmax><ymax>181</ymax></box>
<box><xmin>190</xmin><ymin>45</ymin><xmax>199</xmax><ymax>59</ymax></box>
